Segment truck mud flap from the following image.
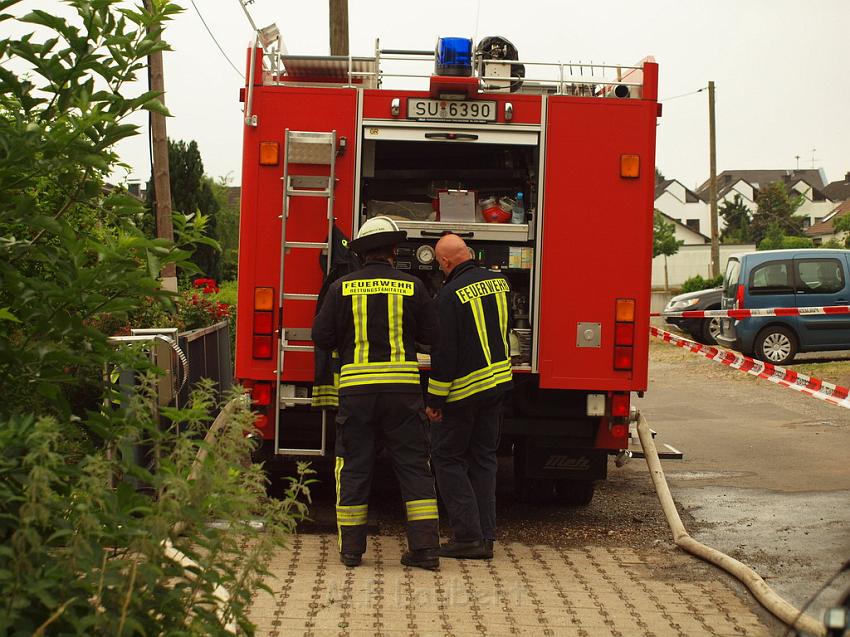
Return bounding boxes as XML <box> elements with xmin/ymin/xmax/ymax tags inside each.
<box><xmin>516</xmin><ymin>441</ymin><xmax>607</xmax><ymax>481</ymax></box>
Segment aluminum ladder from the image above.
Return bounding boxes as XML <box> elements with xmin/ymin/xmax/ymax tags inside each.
<box><xmin>275</xmin><ymin>129</ymin><xmax>337</xmax><ymax>456</ymax></box>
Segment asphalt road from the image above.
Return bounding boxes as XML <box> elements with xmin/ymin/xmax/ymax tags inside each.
<box><xmin>636</xmin><ymin>341</ymin><xmax>850</xmax><ymax>624</ymax></box>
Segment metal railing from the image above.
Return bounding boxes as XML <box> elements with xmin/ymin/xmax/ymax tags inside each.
<box><xmin>259</xmin><ymin>40</ymin><xmax>647</xmax><ymax>98</ymax></box>
<box><xmin>177</xmin><ymin>320</ymin><xmax>233</xmax><ymax>408</ymax></box>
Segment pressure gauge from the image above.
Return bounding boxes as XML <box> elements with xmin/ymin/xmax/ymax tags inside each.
<box><xmin>416</xmin><ymin>245</ymin><xmax>435</xmax><ymax>265</ymax></box>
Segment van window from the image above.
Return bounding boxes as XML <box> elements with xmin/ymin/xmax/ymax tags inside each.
<box><xmin>749</xmin><ymin>261</ymin><xmax>793</xmax><ymax>294</ymax></box>
<box><xmin>723</xmin><ymin>259</ymin><xmax>740</xmax><ymax>297</ymax></box>
<box><xmin>796</xmin><ymin>258</ymin><xmax>845</xmax><ymax>294</ymax></box>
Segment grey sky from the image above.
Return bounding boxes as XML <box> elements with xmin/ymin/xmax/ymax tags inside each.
<box><xmin>86</xmin><ymin>1</ymin><xmax>850</xmax><ymax>190</ymax></box>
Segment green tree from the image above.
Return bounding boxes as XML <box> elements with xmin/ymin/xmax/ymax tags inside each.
<box><xmin>653</xmin><ymin>210</ymin><xmax>683</xmax><ymax>258</ymax></box>
<box><xmin>0</xmin><ymin>3</ymin><xmax>302</xmax><ymax>634</ymax></box>
<box><xmin>832</xmin><ymin>214</ymin><xmax>850</xmax><ymax>248</ymax></box>
<box><xmin>749</xmin><ymin>182</ymin><xmax>804</xmax><ymax>244</ymax></box>
<box><xmin>147</xmin><ymin>139</ymin><xmax>222</xmax><ymax>279</ymax></box>
<box><xmin>212</xmin><ymin>176</ymin><xmax>241</xmax><ymax>280</ymax></box>
<box><xmin>757</xmin><ymin>222</ymin><xmax>813</xmax><ymax>250</ymax></box>
<box><xmin>654</xmin><ymin>210</ymin><xmax>683</xmax><ymax>291</ymax></box>
<box><xmin>655</xmin><ymin>167</ymin><xmax>666</xmax><ymax>187</ymax></box>
<box><xmin>719</xmin><ymin>194</ymin><xmax>752</xmax><ymax>243</ymax></box>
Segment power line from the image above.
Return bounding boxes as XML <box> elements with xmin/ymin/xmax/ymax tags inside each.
<box><xmin>189</xmin><ymin>0</ymin><xmax>244</xmax><ymax>79</ymax></box>
<box><xmin>660</xmin><ymin>87</ymin><xmax>707</xmax><ymax>102</ymax></box>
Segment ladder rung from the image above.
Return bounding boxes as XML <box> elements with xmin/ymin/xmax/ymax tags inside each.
<box><xmin>283</xmin><ymin>293</ymin><xmax>319</xmax><ymax>301</ymax></box>
<box><xmin>279</xmin><ymin>396</ymin><xmax>314</xmax><ymax>405</ymax></box>
<box><xmin>282</xmin><ymin>344</ymin><xmax>314</xmax><ymax>352</ymax></box>
<box><xmin>286</xmin><ymin>188</ymin><xmax>331</xmax><ymax>198</ymax></box>
<box><xmin>284</xmin><ymin>241</ymin><xmax>329</xmax><ymax>249</ymax></box>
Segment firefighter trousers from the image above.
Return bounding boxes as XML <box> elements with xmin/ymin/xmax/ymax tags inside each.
<box><xmin>334</xmin><ymin>391</ymin><xmax>439</xmax><ymax>556</ymax></box>
<box><xmin>430</xmin><ymin>394</ymin><xmax>503</xmax><ymax>543</ymax></box>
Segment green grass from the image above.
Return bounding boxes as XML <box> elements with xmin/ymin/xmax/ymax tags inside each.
<box><xmin>215</xmin><ymin>279</ymin><xmax>238</xmax><ymax>305</ymax></box>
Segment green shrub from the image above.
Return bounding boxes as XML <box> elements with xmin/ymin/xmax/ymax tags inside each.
<box><xmin>681</xmin><ymin>274</ymin><xmax>724</xmax><ymax>293</ymax></box>
<box><xmin>0</xmin><ymin>3</ymin><xmax>305</xmax><ymax>634</ymax></box>
<box><xmin>0</xmin><ymin>379</ymin><xmax>313</xmax><ymax>636</ymax></box>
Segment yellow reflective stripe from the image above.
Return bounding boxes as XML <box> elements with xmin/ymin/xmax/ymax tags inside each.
<box><xmin>446</xmin><ymin>363</ymin><xmax>512</xmax><ymax>403</ymax></box>
<box><xmin>495</xmin><ymin>291</ymin><xmax>510</xmax><ymax>357</ymax></box>
<box><xmin>406</xmin><ymin>498</ymin><xmax>437</xmax><ymax>509</ymax></box>
<box><xmin>449</xmin><ymin>359</ymin><xmax>510</xmax><ymax>393</ymax></box>
<box><xmin>352</xmin><ymin>295</ymin><xmax>369</xmax><ymax>364</ymax></box>
<box><xmin>387</xmin><ymin>292</ymin><xmax>404</xmax><ymax>363</ymax></box>
<box><xmin>428</xmin><ymin>378</ymin><xmax>450</xmax><ymax>396</ymax></box>
<box><xmin>341</xmin><ymin>361</ymin><xmax>419</xmax><ymax>374</ymax></box>
<box><xmin>470</xmin><ymin>297</ymin><xmax>491</xmax><ymax>366</ymax></box>
<box><xmin>337</xmin><ymin>503</ymin><xmax>368</xmax><ymax>525</ymax></box>
<box><xmin>405</xmin><ymin>499</ymin><xmax>438</xmax><ymax>521</ymax></box>
<box><xmin>335</xmin><ymin>457</ymin><xmax>343</xmax><ymax>550</ymax></box>
<box><xmin>407</xmin><ymin>511</ymin><xmax>439</xmax><ymax>521</ymax></box>
<box><xmin>312</xmin><ymin>395</ymin><xmax>338</xmax><ymax>408</ymax></box>
<box><xmin>338</xmin><ymin>375</ymin><xmax>420</xmax><ymax>388</ymax></box>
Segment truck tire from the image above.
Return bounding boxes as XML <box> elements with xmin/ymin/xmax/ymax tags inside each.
<box><xmin>754</xmin><ymin>325</ymin><xmax>797</xmax><ymax>365</ymax></box>
<box><xmin>516</xmin><ymin>477</ymin><xmax>556</xmax><ymax>503</ymax></box>
<box><xmin>554</xmin><ymin>479</ymin><xmax>595</xmax><ymax>506</ymax></box>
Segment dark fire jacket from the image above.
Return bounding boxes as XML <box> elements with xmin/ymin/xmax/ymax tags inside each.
<box><xmin>427</xmin><ymin>260</ymin><xmax>513</xmax><ymax>409</ymax></box>
<box><xmin>312</xmin><ymin>261</ymin><xmax>438</xmax><ymax>395</ymax></box>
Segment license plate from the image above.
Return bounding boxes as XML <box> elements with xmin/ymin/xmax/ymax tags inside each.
<box><xmin>407</xmin><ymin>98</ymin><xmax>497</xmax><ymax>123</ymax></box>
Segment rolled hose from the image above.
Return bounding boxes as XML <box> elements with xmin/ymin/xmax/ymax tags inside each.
<box><xmin>636</xmin><ymin>413</ymin><xmax>827</xmax><ymax>637</ymax></box>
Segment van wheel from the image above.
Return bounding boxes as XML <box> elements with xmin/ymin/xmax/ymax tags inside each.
<box><xmin>754</xmin><ymin>326</ymin><xmax>797</xmax><ymax>365</ymax></box>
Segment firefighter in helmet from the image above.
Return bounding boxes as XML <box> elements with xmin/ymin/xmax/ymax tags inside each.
<box><xmin>312</xmin><ymin>216</ymin><xmax>441</xmax><ymax>570</ymax></box>
<box><xmin>426</xmin><ymin>233</ymin><xmax>513</xmax><ymax>560</ymax></box>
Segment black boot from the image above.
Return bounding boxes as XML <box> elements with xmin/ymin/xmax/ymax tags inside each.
<box><xmin>340</xmin><ymin>552</ymin><xmax>362</xmax><ymax>567</ymax></box>
<box><xmin>401</xmin><ymin>547</ymin><xmax>439</xmax><ymax>570</ymax></box>
<box><xmin>439</xmin><ymin>539</ymin><xmax>491</xmax><ymax>559</ymax></box>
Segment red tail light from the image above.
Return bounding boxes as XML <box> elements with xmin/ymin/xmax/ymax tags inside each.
<box><xmin>735</xmin><ymin>284</ymin><xmax>745</xmax><ymax>310</ymax></box>
<box><xmin>610</xmin><ymin>423</ymin><xmax>629</xmax><ymax>439</ymax></box>
<box><xmin>252</xmin><ymin>335</ymin><xmax>273</xmax><ymax>359</ymax></box>
<box><xmin>613</xmin><ymin>298</ymin><xmax>635</xmax><ymax>371</ymax></box>
<box><xmin>252</xmin><ymin>382</ymin><xmax>272</xmax><ymax>406</ymax></box>
<box><xmin>610</xmin><ymin>392</ymin><xmax>630</xmax><ymax>418</ymax></box>
<box><xmin>253</xmin><ymin>286</ymin><xmax>275</xmax><ymax>359</ymax></box>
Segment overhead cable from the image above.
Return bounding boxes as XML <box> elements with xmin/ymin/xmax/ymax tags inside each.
<box><xmin>189</xmin><ymin>0</ymin><xmax>244</xmax><ymax>79</ymax></box>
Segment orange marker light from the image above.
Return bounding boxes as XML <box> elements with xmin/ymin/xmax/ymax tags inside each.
<box><xmin>255</xmin><ymin>287</ymin><xmax>274</xmax><ymax>311</ymax></box>
<box><xmin>615</xmin><ymin>298</ymin><xmax>636</xmax><ymax>322</ymax></box>
<box><xmin>620</xmin><ymin>154</ymin><xmax>640</xmax><ymax>178</ymax></box>
<box><xmin>259</xmin><ymin>141</ymin><xmax>279</xmax><ymax>166</ymax></box>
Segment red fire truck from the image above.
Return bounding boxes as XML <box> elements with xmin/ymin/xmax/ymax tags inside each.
<box><xmin>236</xmin><ymin>36</ymin><xmax>660</xmax><ymax>504</ymax></box>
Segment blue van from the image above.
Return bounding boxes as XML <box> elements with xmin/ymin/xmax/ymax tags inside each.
<box><xmin>716</xmin><ymin>249</ymin><xmax>850</xmax><ymax>365</ymax></box>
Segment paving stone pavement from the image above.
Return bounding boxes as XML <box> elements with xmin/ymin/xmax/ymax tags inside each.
<box><xmin>249</xmin><ymin>534</ymin><xmax>773</xmax><ymax>637</ymax></box>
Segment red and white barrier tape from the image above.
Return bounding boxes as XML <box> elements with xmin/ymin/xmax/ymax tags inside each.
<box><xmin>649</xmin><ymin>326</ymin><xmax>850</xmax><ymax>410</ymax></box>
<box><xmin>651</xmin><ymin>304</ymin><xmax>850</xmax><ymax>319</ymax></box>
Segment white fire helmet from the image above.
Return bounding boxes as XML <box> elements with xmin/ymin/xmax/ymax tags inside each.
<box><xmin>348</xmin><ymin>216</ymin><xmax>407</xmax><ymax>254</ymax></box>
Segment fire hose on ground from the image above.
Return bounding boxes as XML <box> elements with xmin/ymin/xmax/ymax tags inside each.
<box><xmin>636</xmin><ymin>412</ymin><xmax>827</xmax><ymax>637</ymax></box>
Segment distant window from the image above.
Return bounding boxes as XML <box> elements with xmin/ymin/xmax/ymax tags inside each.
<box><xmin>685</xmin><ymin>219</ymin><xmax>700</xmax><ymax>232</ymax></box>
<box><xmin>802</xmin><ymin>218</ymin><xmax>812</xmax><ymax>228</ymax></box>
<box><xmin>749</xmin><ymin>261</ymin><xmax>793</xmax><ymax>294</ymax></box>
<box><xmin>797</xmin><ymin>258</ymin><xmax>845</xmax><ymax>294</ymax></box>
<box><xmin>814</xmin><ymin>217</ymin><xmax>823</xmax><ymax>224</ymax></box>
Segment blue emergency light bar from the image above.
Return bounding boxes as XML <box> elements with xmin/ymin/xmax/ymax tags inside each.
<box><xmin>435</xmin><ymin>37</ymin><xmax>473</xmax><ymax>77</ymax></box>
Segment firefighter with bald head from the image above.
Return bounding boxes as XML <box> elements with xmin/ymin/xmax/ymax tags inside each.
<box><xmin>312</xmin><ymin>216</ymin><xmax>441</xmax><ymax>570</ymax></box>
<box><xmin>426</xmin><ymin>233</ymin><xmax>512</xmax><ymax>560</ymax></box>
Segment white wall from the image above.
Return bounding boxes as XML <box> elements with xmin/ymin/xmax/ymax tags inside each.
<box><xmin>652</xmin><ymin>243</ymin><xmax>755</xmax><ymax>289</ymax></box>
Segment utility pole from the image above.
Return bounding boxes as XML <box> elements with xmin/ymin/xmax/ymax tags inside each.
<box><xmin>143</xmin><ymin>0</ymin><xmax>177</xmax><ymax>293</ymax></box>
<box><xmin>329</xmin><ymin>0</ymin><xmax>349</xmax><ymax>56</ymax></box>
<box><xmin>708</xmin><ymin>80</ymin><xmax>719</xmax><ymax>278</ymax></box>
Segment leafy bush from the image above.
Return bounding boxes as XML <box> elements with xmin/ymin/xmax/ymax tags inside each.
<box><xmin>0</xmin><ymin>379</ymin><xmax>313</xmax><ymax>636</ymax></box>
<box><xmin>0</xmin><ymin>2</ymin><xmax>305</xmax><ymax>634</ymax></box>
<box><xmin>681</xmin><ymin>274</ymin><xmax>724</xmax><ymax>293</ymax></box>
